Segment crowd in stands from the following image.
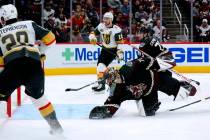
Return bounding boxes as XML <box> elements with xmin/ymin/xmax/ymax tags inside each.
<box><xmin>12</xmin><ymin>0</ymin><xmax>170</xmax><ymax>43</ymax></box>
<box><xmin>193</xmin><ymin>0</ymin><xmax>210</xmax><ymax>42</ymax></box>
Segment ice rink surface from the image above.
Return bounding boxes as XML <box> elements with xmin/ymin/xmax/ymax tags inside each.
<box><xmin>0</xmin><ymin>73</ymin><xmax>210</xmax><ymax>140</ymax></box>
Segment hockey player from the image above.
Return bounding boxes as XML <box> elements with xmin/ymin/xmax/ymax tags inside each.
<box><xmin>89</xmin><ymin>51</ymin><xmax>199</xmax><ymax>119</ymax></box>
<box><xmin>0</xmin><ymin>4</ymin><xmax>63</xmax><ymax>134</ymax></box>
<box><xmin>89</xmin><ymin>27</ymin><xmax>200</xmax><ymax>119</ymax></box>
<box><xmin>88</xmin><ymin>12</ymin><xmax>124</xmax><ymax>93</ymax></box>
<box><xmin>137</xmin><ymin>27</ymin><xmax>200</xmax><ymax>99</ymax></box>
<box><xmin>89</xmin><ymin>54</ymin><xmax>162</xmax><ymax>119</ymax></box>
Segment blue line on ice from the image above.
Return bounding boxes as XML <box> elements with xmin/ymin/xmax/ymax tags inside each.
<box><xmin>5</xmin><ymin>104</ymin><xmax>98</xmax><ymax>120</ymax></box>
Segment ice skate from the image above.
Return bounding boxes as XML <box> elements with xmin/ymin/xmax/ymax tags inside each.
<box><xmin>92</xmin><ymin>79</ymin><xmax>106</xmax><ymax>94</ymax></box>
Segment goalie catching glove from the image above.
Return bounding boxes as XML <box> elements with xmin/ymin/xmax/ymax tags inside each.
<box><xmin>88</xmin><ymin>32</ymin><xmax>97</xmax><ymax>45</ymax></box>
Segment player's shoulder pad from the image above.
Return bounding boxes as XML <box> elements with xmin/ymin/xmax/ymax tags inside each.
<box><xmin>19</xmin><ymin>20</ymin><xmax>34</xmax><ymax>24</ymax></box>
<box><xmin>146</xmin><ymin>36</ymin><xmax>158</xmax><ymax>43</ymax></box>
<box><xmin>97</xmin><ymin>23</ymin><xmax>106</xmax><ymax>32</ymax></box>
<box><xmin>112</xmin><ymin>25</ymin><xmax>122</xmax><ymax>33</ymax></box>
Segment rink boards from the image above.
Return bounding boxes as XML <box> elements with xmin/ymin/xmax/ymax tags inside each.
<box><xmin>44</xmin><ymin>43</ymin><xmax>210</xmax><ymax>75</ymax></box>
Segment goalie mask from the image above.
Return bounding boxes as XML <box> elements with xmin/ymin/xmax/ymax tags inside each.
<box><xmin>104</xmin><ymin>67</ymin><xmax>123</xmax><ymax>86</ymax></box>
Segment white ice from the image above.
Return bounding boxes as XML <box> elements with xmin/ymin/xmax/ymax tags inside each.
<box><xmin>0</xmin><ymin>74</ymin><xmax>210</xmax><ymax>140</ymax></box>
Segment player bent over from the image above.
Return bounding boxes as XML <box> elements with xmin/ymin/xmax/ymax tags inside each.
<box><xmin>88</xmin><ymin>12</ymin><xmax>124</xmax><ymax>93</ymax></box>
<box><xmin>89</xmin><ymin>52</ymin><xmax>200</xmax><ymax>119</ymax></box>
<box><xmin>137</xmin><ymin>27</ymin><xmax>200</xmax><ymax>99</ymax></box>
<box><xmin>89</xmin><ymin>54</ymin><xmax>162</xmax><ymax>119</ymax></box>
<box><xmin>0</xmin><ymin>4</ymin><xmax>63</xmax><ymax>134</ymax></box>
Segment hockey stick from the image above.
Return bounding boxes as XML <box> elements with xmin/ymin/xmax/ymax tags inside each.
<box><xmin>169</xmin><ymin>96</ymin><xmax>210</xmax><ymax>111</ymax></box>
<box><xmin>65</xmin><ymin>81</ymin><xmax>98</xmax><ymax>92</ymax></box>
<box><xmin>67</xmin><ymin>43</ymin><xmax>123</xmax><ymax>93</ymax></box>
<box><xmin>127</xmin><ymin>43</ymin><xmax>194</xmax><ymax>83</ymax></box>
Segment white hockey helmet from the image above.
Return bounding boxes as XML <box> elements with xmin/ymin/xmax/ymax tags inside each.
<box><xmin>103</xmin><ymin>12</ymin><xmax>114</xmax><ymax>21</ymax></box>
<box><xmin>0</xmin><ymin>4</ymin><xmax>18</xmax><ymax>22</ymax></box>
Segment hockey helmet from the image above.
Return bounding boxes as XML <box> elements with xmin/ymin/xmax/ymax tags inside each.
<box><xmin>0</xmin><ymin>4</ymin><xmax>18</xmax><ymax>22</ymax></box>
<box><xmin>103</xmin><ymin>12</ymin><xmax>114</xmax><ymax>21</ymax></box>
<box><xmin>140</xmin><ymin>27</ymin><xmax>154</xmax><ymax>35</ymax></box>
<box><xmin>139</xmin><ymin>27</ymin><xmax>155</xmax><ymax>39</ymax></box>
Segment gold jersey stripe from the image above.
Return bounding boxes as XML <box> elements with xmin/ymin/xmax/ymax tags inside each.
<box><xmin>41</xmin><ymin>31</ymin><xmax>56</xmax><ymax>46</ymax></box>
<box><xmin>39</xmin><ymin>102</ymin><xmax>54</xmax><ymax>117</ymax></box>
<box><xmin>0</xmin><ymin>57</ymin><xmax>4</xmax><ymax>66</ymax></box>
<box><xmin>3</xmin><ymin>46</ymin><xmax>40</xmax><ymax>58</ymax></box>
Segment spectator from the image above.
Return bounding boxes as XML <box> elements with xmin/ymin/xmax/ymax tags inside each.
<box><xmin>135</xmin><ymin>5</ymin><xmax>148</xmax><ymax>22</ymax></box>
<box><xmin>199</xmin><ymin>0</ymin><xmax>209</xmax><ymax>19</ymax></box>
<box><xmin>43</xmin><ymin>3</ymin><xmax>55</xmax><ymax>23</ymax></box>
<box><xmin>196</xmin><ymin>18</ymin><xmax>210</xmax><ymax>42</ymax></box>
<box><xmin>107</xmin><ymin>0</ymin><xmax>122</xmax><ymax>10</ymax></box>
<box><xmin>121</xmin><ymin>0</ymin><xmax>130</xmax><ymax>16</ymax></box>
<box><xmin>153</xmin><ymin>19</ymin><xmax>169</xmax><ymax>42</ymax></box>
<box><xmin>132</xmin><ymin>0</ymin><xmax>141</xmax><ymax>14</ymax></box>
<box><xmin>72</xmin><ymin>25</ymin><xmax>83</xmax><ymax>42</ymax></box>
<box><xmin>86</xmin><ymin>6</ymin><xmax>99</xmax><ymax>27</ymax></box>
<box><xmin>193</xmin><ymin>2</ymin><xmax>200</xmax><ymax>17</ymax></box>
<box><xmin>71</xmin><ymin>11</ymin><xmax>85</xmax><ymax>30</ymax></box>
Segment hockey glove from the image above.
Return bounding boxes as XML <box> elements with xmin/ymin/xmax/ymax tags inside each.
<box><xmin>88</xmin><ymin>32</ymin><xmax>97</xmax><ymax>45</ymax></box>
<box><xmin>40</xmin><ymin>54</ymin><xmax>46</xmax><ymax>61</ymax></box>
<box><xmin>0</xmin><ymin>56</ymin><xmax>4</xmax><ymax>73</ymax></box>
<box><xmin>116</xmin><ymin>49</ymin><xmax>124</xmax><ymax>61</ymax></box>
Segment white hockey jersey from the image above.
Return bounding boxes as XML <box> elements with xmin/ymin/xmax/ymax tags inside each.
<box><xmin>95</xmin><ymin>23</ymin><xmax>123</xmax><ymax>48</ymax></box>
<box><xmin>0</xmin><ymin>20</ymin><xmax>55</xmax><ymax>65</ymax></box>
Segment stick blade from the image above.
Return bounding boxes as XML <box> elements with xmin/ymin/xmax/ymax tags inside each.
<box><xmin>65</xmin><ymin>88</ymin><xmax>79</xmax><ymax>92</ymax></box>
<box><xmin>65</xmin><ymin>88</ymin><xmax>71</xmax><ymax>92</ymax></box>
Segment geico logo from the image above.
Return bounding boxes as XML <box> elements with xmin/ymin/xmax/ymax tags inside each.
<box><xmin>75</xmin><ymin>48</ymin><xmax>100</xmax><ymax>61</ymax></box>
<box><xmin>169</xmin><ymin>47</ymin><xmax>209</xmax><ymax>63</ymax></box>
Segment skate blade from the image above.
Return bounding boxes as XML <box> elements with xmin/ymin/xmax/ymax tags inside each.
<box><xmin>92</xmin><ymin>90</ymin><xmax>105</xmax><ymax>94</ymax></box>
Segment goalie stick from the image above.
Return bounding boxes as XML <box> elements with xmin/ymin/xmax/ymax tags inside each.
<box><xmin>169</xmin><ymin>96</ymin><xmax>210</xmax><ymax>111</ymax></box>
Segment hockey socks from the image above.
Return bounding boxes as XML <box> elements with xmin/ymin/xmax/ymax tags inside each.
<box><xmin>30</xmin><ymin>95</ymin><xmax>63</xmax><ymax>134</ymax></box>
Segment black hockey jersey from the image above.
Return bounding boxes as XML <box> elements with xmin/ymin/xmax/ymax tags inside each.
<box><xmin>140</xmin><ymin>36</ymin><xmax>168</xmax><ymax>58</ymax></box>
<box><xmin>139</xmin><ymin>36</ymin><xmax>176</xmax><ymax>69</ymax></box>
<box><xmin>119</xmin><ymin>57</ymin><xmax>157</xmax><ymax>97</ymax></box>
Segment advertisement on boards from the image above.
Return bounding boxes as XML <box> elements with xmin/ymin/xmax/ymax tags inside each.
<box><xmin>44</xmin><ymin>43</ymin><xmax>210</xmax><ymax>74</ymax></box>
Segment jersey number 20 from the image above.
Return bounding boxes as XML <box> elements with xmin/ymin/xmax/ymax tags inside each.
<box><xmin>2</xmin><ymin>31</ymin><xmax>29</xmax><ymax>51</ymax></box>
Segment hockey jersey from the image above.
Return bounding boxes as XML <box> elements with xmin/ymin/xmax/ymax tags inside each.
<box><xmin>119</xmin><ymin>58</ymin><xmax>157</xmax><ymax>97</ymax></box>
<box><xmin>94</xmin><ymin>23</ymin><xmax>123</xmax><ymax>48</ymax></box>
<box><xmin>0</xmin><ymin>20</ymin><xmax>55</xmax><ymax>65</ymax></box>
<box><xmin>139</xmin><ymin>36</ymin><xmax>176</xmax><ymax>70</ymax></box>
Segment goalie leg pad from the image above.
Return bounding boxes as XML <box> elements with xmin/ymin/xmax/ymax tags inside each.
<box><xmin>136</xmin><ymin>99</ymin><xmax>161</xmax><ymax>116</ymax></box>
<box><xmin>136</xmin><ymin>91</ymin><xmax>160</xmax><ymax>116</ymax></box>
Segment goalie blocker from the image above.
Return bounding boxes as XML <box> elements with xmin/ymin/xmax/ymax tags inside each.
<box><xmin>89</xmin><ymin>54</ymin><xmax>199</xmax><ymax>119</ymax></box>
